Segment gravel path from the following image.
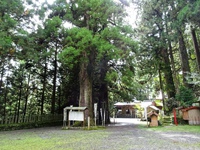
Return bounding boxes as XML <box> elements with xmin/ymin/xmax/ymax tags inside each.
<box><xmin>0</xmin><ymin>118</ymin><xmax>200</xmax><ymax>150</ymax></box>
<box><xmin>105</xmin><ymin>118</ymin><xmax>200</xmax><ymax>150</ymax></box>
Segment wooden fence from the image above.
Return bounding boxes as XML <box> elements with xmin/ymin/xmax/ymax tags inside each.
<box><xmin>0</xmin><ymin>114</ymin><xmax>63</xmax><ymax>125</ymax></box>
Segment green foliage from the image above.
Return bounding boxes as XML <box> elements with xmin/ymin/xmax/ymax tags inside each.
<box><xmin>175</xmin><ymin>86</ymin><xmax>196</xmax><ymax>107</ymax></box>
<box><xmin>186</xmin><ymin>72</ymin><xmax>200</xmax><ymax>86</ymax></box>
<box><xmin>185</xmin><ymin>72</ymin><xmax>200</xmax><ymax>97</ymax></box>
<box><xmin>0</xmin><ymin>121</ymin><xmax>62</xmax><ymax>131</ymax></box>
<box><xmin>0</xmin><ymin>0</ymin><xmax>24</xmax><ymax>53</ymax></box>
<box><xmin>178</xmin><ymin>5</ymin><xmax>189</xmax><ymax>22</ymax></box>
<box><xmin>44</xmin><ymin>16</ymin><xmax>62</xmax><ymax>37</ymax></box>
<box><xmin>59</xmin><ymin>27</ymin><xmax>93</xmax><ymax>68</ymax></box>
<box><xmin>165</xmin><ymin>97</ymin><xmax>178</xmax><ymax>114</ymax></box>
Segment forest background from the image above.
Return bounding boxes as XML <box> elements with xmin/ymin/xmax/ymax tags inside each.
<box><xmin>0</xmin><ymin>0</ymin><xmax>200</xmax><ymax>125</ymax></box>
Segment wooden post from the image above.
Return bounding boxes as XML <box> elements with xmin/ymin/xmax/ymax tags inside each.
<box><xmin>173</xmin><ymin>108</ymin><xmax>178</xmax><ymax>126</ymax></box>
<box><xmin>88</xmin><ymin>116</ymin><xmax>90</xmax><ymax>130</ymax></box>
<box><xmin>68</xmin><ymin>110</ymin><xmax>70</xmax><ymax>128</ymax></box>
<box><xmin>113</xmin><ymin>111</ymin><xmax>115</xmax><ymax>124</ymax></box>
<box><xmin>83</xmin><ymin>111</ymin><xmax>85</xmax><ymax>127</ymax></box>
<box><xmin>144</xmin><ymin>107</ymin><xmax>148</xmax><ymax>127</ymax></box>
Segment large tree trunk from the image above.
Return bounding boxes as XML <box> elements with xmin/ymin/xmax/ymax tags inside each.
<box><xmin>41</xmin><ymin>61</ymin><xmax>47</xmax><ymax>115</ymax></box>
<box><xmin>79</xmin><ymin>56</ymin><xmax>93</xmax><ymax>119</ymax></box>
<box><xmin>178</xmin><ymin>29</ymin><xmax>191</xmax><ymax>87</ymax></box>
<box><xmin>156</xmin><ymin>10</ymin><xmax>175</xmax><ymax>98</ymax></box>
<box><xmin>79</xmin><ymin>12</ymin><xmax>95</xmax><ymax>120</ymax></box>
<box><xmin>168</xmin><ymin>41</ymin><xmax>179</xmax><ymax>92</ymax></box>
<box><xmin>160</xmin><ymin>48</ymin><xmax>176</xmax><ymax>98</ymax></box>
<box><xmin>3</xmin><ymin>80</ymin><xmax>8</xmax><ymax>117</ymax></box>
<box><xmin>23</xmin><ymin>73</ymin><xmax>30</xmax><ymax>121</ymax></box>
<box><xmin>158</xmin><ymin>66</ymin><xmax>165</xmax><ymax>113</ymax></box>
<box><xmin>17</xmin><ymin>77</ymin><xmax>23</xmax><ymax>123</ymax></box>
<box><xmin>0</xmin><ymin>64</ymin><xmax>5</xmax><ymax>115</ymax></box>
<box><xmin>51</xmin><ymin>47</ymin><xmax>58</xmax><ymax>114</ymax></box>
<box><xmin>94</xmin><ymin>56</ymin><xmax>110</xmax><ymax>125</ymax></box>
<box><xmin>99</xmin><ymin>82</ymin><xmax>109</xmax><ymax>124</ymax></box>
<box><xmin>165</xmin><ymin>19</ymin><xmax>179</xmax><ymax>92</ymax></box>
<box><xmin>191</xmin><ymin>27</ymin><xmax>200</xmax><ymax>72</ymax></box>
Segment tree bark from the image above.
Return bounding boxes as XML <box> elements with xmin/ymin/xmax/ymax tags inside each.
<box><xmin>168</xmin><ymin>41</ymin><xmax>179</xmax><ymax>92</ymax></box>
<box><xmin>191</xmin><ymin>27</ymin><xmax>200</xmax><ymax>72</ymax></box>
<box><xmin>17</xmin><ymin>76</ymin><xmax>23</xmax><ymax>123</ymax></box>
<box><xmin>51</xmin><ymin>47</ymin><xmax>58</xmax><ymax>114</ymax></box>
<box><xmin>178</xmin><ymin>29</ymin><xmax>191</xmax><ymax>87</ymax></box>
<box><xmin>95</xmin><ymin>56</ymin><xmax>110</xmax><ymax>124</ymax></box>
<box><xmin>160</xmin><ymin>48</ymin><xmax>176</xmax><ymax>98</ymax></box>
<box><xmin>23</xmin><ymin>73</ymin><xmax>30</xmax><ymax>121</ymax></box>
<box><xmin>158</xmin><ymin>66</ymin><xmax>165</xmax><ymax>113</ymax></box>
<box><xmin>165</xmin><ymin>18</ymin><xmax>179</xmax><ymax>92</ymax></box>
<box><xmin>0</xmin><ymin>62</ymin><xmax>5</xmax><ymax>115</ymax></box>
<box><xmin>3</xmin><ymin>80</ymin><xmax>8</xmax><ymax>117</ymax></box>
<box><xmin>156</xmin><ymin>9</ymin><xmax>175</xmax><ymax>98</ymax></box>
<box><xmin>79</xmin><ymin>54</ymin><xmax>93</xmax><ymax>119</ymax></box>
<box><xmin>41</xmin><ymin>61</ymin><xmax>47</xmax><ymax>115</ymax></box>
<box><xmin>78</xmin><ymin>12</ymin><xmax>94</xmax><ymax>120</ymax></box>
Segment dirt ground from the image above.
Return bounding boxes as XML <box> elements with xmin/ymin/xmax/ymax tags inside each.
<box><xmin>0</xmin><ymin>118</ymin><xmax>200</xmax><ymax>150</ymax></box>
<box><xmin>108</xmin><ymin>118</ymin><xmax>200</xmax><ymax>150</ymax></box>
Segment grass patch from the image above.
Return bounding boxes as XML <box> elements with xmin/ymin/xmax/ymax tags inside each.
<box><xmin>140</xmin><ymin>124</ymin><xmax>200</xmax><ymax>133</ymax></box>
<box><xmin>85</xmin><ymin>126</ymin><xmax>106</xmax><ymax>130</ymax></box>
<box><xmin>0</xmin><ymin>127</ymin><xmax>109</xmax><ymax>150</ymax></box>
<box><xmin>62</xmin><ymin>125</ymin><xmax>106</xmax><ymax>130</ymax></box>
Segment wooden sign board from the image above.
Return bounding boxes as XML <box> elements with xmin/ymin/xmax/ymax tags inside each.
<box><xmin>69</xmin><ymin>111</ymin><xmax>84</xmax><ymax>121</ymax></box>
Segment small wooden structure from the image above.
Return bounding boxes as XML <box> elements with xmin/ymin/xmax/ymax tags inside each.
<box><xmin>181</xmin><ymin>106</ymin><xmax>200</xmax><ymax>125</ymax></box>
<box><xmin>114</xmin><ymin>102</ymin><xmax>136</xmax><ymax>118</ymax></box>
<box><xmin>147</xmin><ymin>105</ymin><xmax>160</xmax><ymax>114</ymax></box>
<box><xmin>152</xmin><ymin>99</ymin><xmax>163</xmax><ymax>110</ymax></box>
<box><xmin>63</xmin><ymin>106</ymin><xmax>88</xmax><ymax>128</ymax></box>
<box><xmin>147</xmin><ymin>111</ymin><xmax>159</xmax><ymax>127</ymax></box>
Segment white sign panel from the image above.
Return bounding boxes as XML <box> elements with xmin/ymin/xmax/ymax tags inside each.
<box><xmin>69</xmin><ymin>111</ymin><xmax>84</xmax><ymax>121</ymax></box>
<box><xmin>94</xmin><ymin>103</ymin><xmax>97</xmax><ymax>117</ymax></box>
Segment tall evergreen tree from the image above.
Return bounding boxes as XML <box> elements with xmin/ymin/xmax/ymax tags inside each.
<box><xmin>56</xmin><ymin>0</ymin><xmax>137</xmax><ymax>122</ymax></box>
<box><xmin>137</xmin><ymin>0</ymin><xmax>176</xmax><ymax>100</ymax></box>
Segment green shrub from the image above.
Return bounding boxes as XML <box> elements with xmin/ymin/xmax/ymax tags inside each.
<box><xmin>175</xmin><ymin>86</ymin><xmax>196</xmax><ymax>107</ymax></box>
<box><xmin>0</xmin><ymin>121</ymin><xmax>62</xmax><ymax>131</ymax></box>
<box><xmin>72</xmin><ymin>121</ymin><xmax>83</xmax><ymax>127</ymax></box>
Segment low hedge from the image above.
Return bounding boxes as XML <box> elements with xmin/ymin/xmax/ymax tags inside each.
<box><xmin>0</xmin><ymin>121</ymin><xmax>63</xmax><ymax>131</ymax></box>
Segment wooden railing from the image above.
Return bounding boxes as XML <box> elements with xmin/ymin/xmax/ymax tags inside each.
<box><xmin>0</xmin><ymin>114</ymin><xmax>63</xmax><ymax>125</ymax></box>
